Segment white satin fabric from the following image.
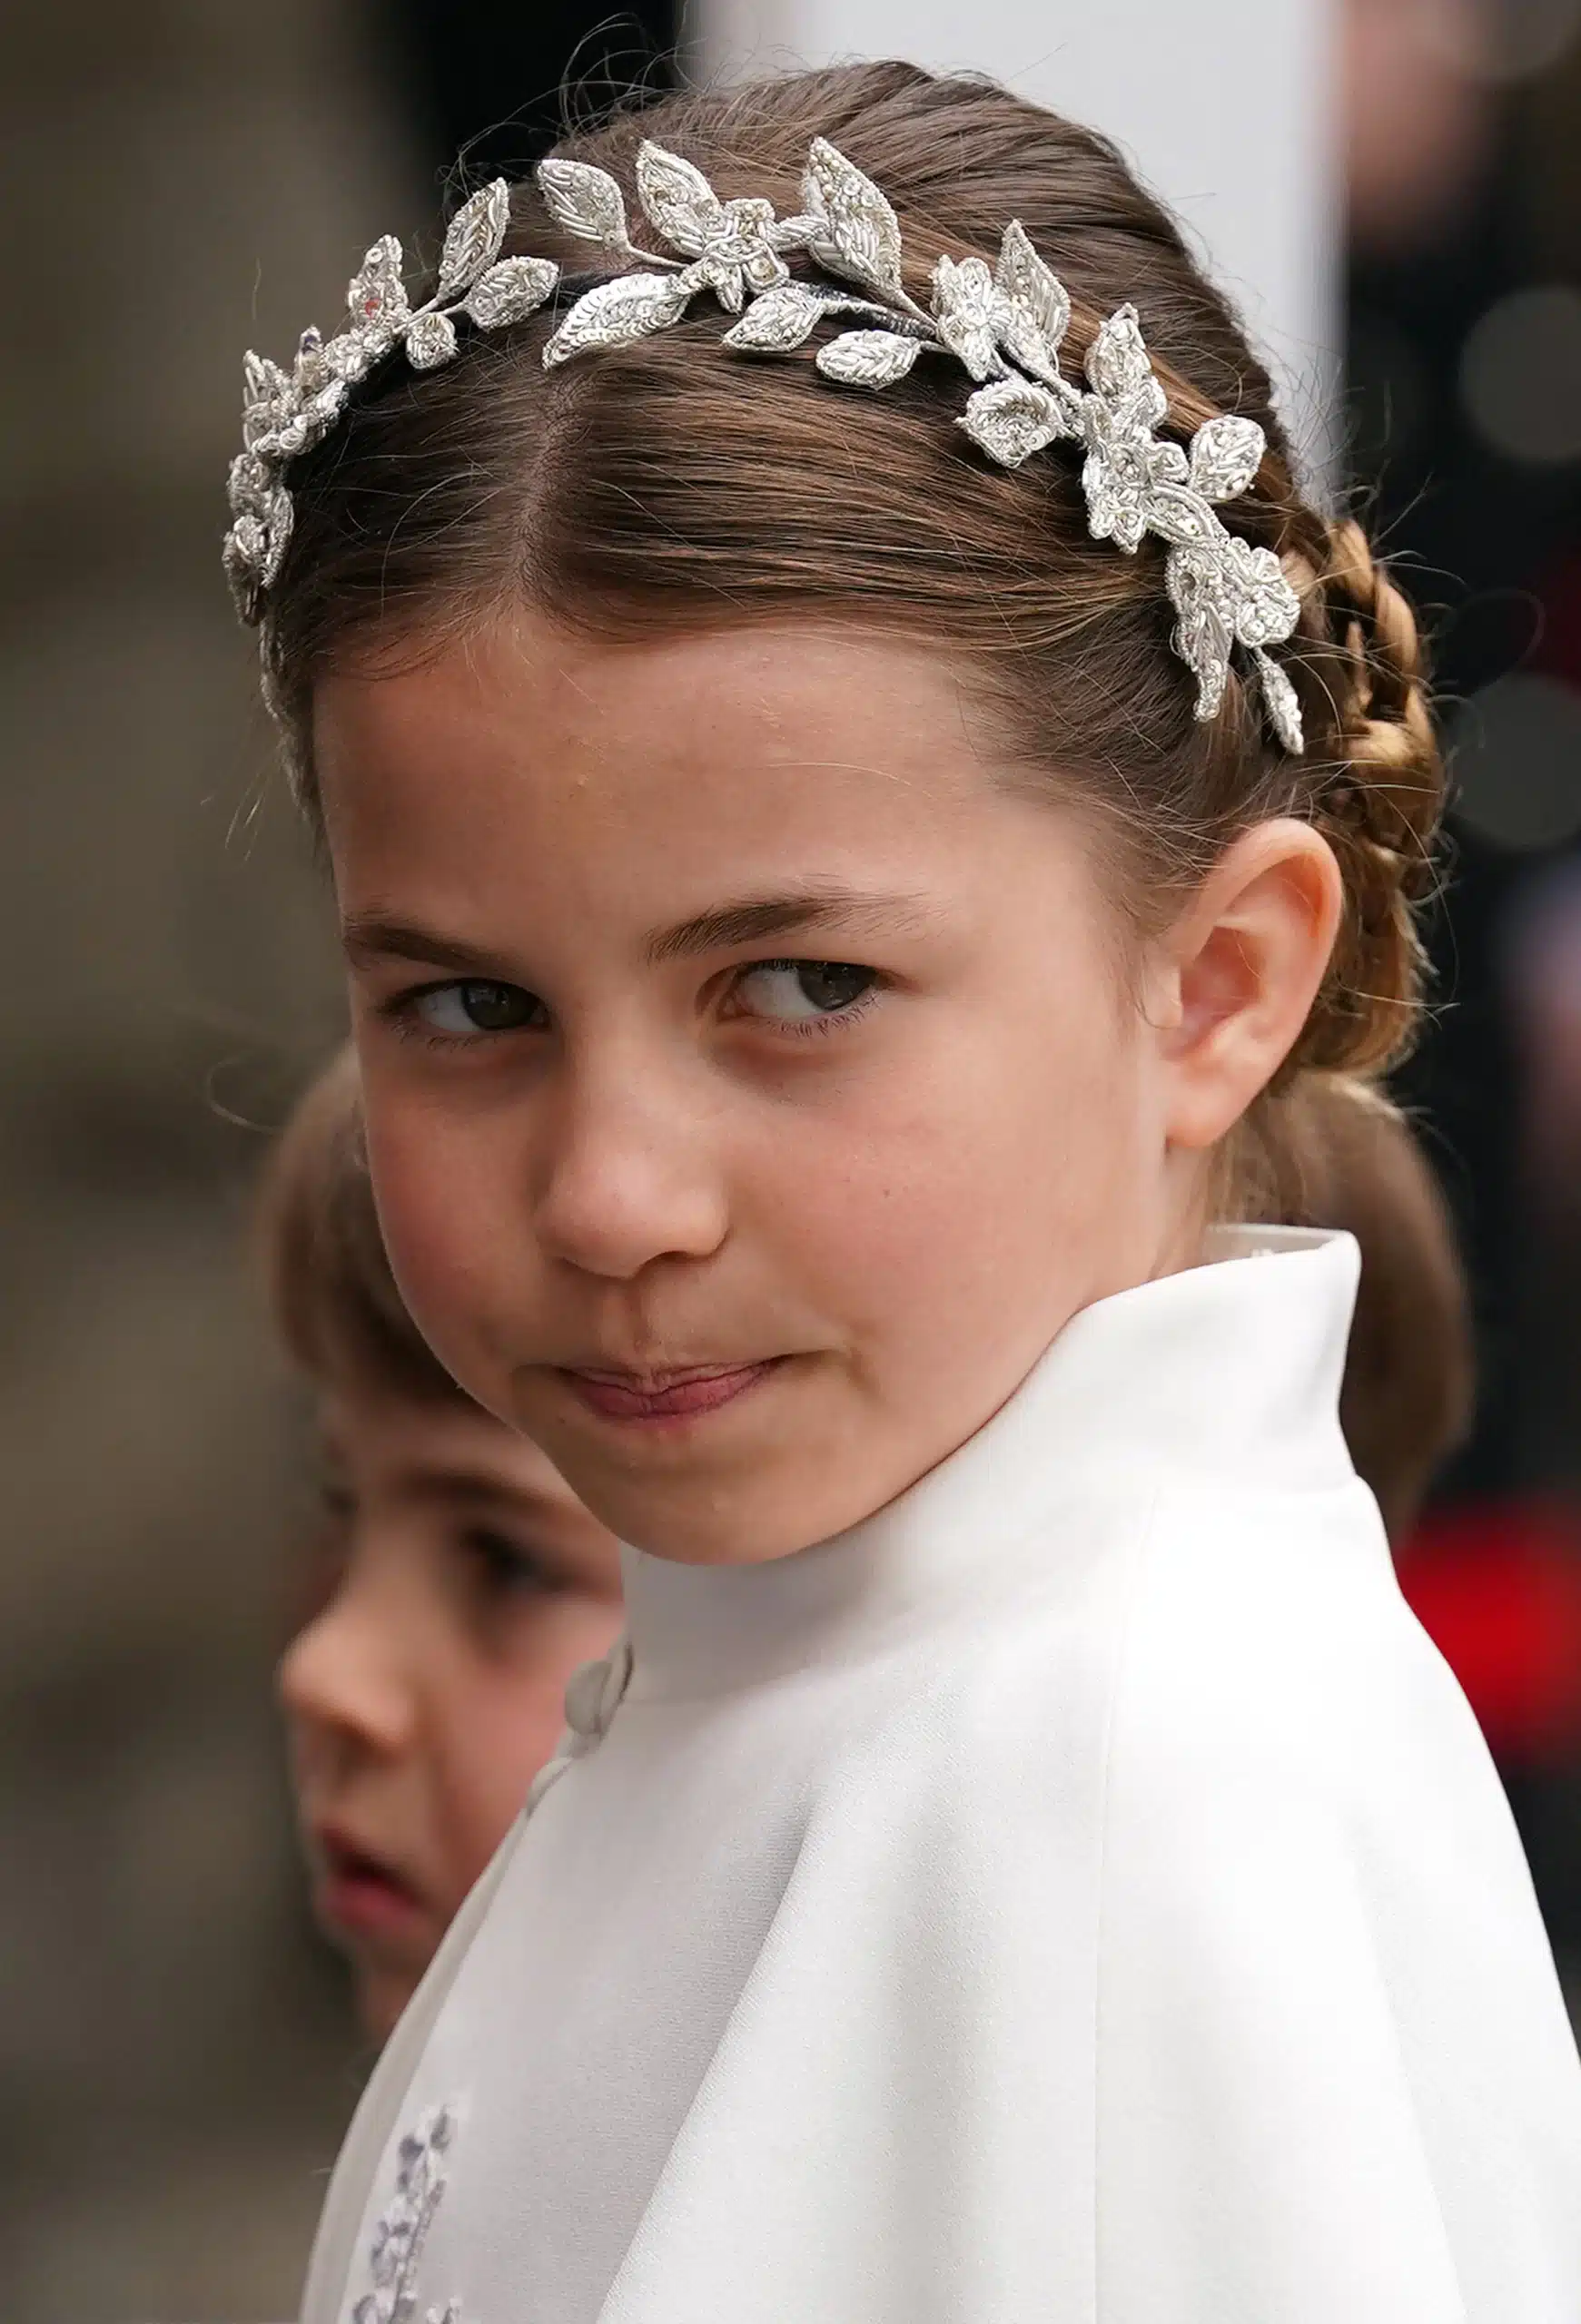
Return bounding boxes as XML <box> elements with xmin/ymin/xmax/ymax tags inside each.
<box><xmin>301</xmin><ymin>1228</ymin><xmax>1581</xmax><ymax>2324</ymax></box>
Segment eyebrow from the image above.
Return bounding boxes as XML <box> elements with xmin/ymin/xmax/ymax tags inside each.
<box><xmin>341</xmin><ymin>914</ymin><xmax>516</xmax><ymax>978</ymax></box>
<box><xmin>343</xmin><ymin>888</ymin><xmax>940</xmax><ymax>978</ymax></box>
<box><xmin>643</xmin><ymin>887</ymin><xmax>938</xmax><ymax>966</ymax></box>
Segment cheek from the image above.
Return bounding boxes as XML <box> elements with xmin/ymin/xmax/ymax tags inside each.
<box><xmin>361</xmin><ymin>1091</ymin><xmax>526</xmax><ymax>1384</ymax></box>
<box><xmin>766</xmin><ymin>956</ymin><xmax>1146</xmax><ymax>1327</ymax></box>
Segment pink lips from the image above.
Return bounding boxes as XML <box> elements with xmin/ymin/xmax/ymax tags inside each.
<box><xmin>560</xmin><ymin>1360</ymin><xmax>780</xmax><ymax>1423</ymax></box>
<box><xmin>312</xmin><ymin>1831</ymin><xmax>430</xmax><ymax>1945</ymax></box>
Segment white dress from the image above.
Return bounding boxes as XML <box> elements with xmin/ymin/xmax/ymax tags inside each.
<box><xmin>301</xmin><ymin>1227</ymin><xmax>1581</xmax><ymax>2324</ymax></box>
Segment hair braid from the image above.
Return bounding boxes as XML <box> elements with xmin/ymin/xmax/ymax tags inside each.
<box><xmin>1289</xmin><ymin>517</ymin><xmax>1445</xmax><ymax>1078</ymax></box>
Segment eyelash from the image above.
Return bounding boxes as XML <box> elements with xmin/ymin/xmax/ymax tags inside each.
<box><xmin>459</xmin><ymin>1525</ymin><xmax>565</xmax><ymax>1598</ymax></box>
<box><xmin>726</xmin><ymin>960</ymin><xmax>884</xmax><ymax>1040</ymax></box>
<box><xmin>375</xmin><ymin>962</ymin><xmax>885</xmax><ymax>1049</ymax></box>
<box><xmin>375</xmin><ymin>984</ymin><xmax>539</xmax><ymax>1053</ymax></box>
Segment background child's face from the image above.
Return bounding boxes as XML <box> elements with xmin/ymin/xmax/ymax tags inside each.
<box><xmin>278</xmin><ymin>1377</ymin><xmax>622</xmax><ymax>2040</ymax></box>
<box><xmin>315</xmin><ymin>616</ymin><xmax>1214</xmax><ymax>1567</ymax></box>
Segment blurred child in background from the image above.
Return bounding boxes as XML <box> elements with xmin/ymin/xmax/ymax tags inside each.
<box><xmin>260</xmin><ymin>1046</ymin><xmax>624</xmax><ymax>2040</ymax></box>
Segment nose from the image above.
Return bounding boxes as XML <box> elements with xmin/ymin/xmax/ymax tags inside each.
<box><xmin>531</xmin><ymin>1052</ymin><xmax>730</xmax><ymax>1281</ymax></box>
<box><xmin>277</xmin><ymin>1579</ymin><xmax>417</xmax><ymax>1762</ymax></box>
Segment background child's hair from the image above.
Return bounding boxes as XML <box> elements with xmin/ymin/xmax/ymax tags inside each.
<box><xmin>258</xmin><ymin>1044</ymin><xmax>459</xmax><ymax>1404</ymax></box>
<box><xmin>1272</xmin><ymin>1078</ymin><xmax>1473</xmax><ymax>1542</ymax></box>
<box><xmin>258</xmin><ymin>60</ymin><xmax>1444</xmax><ymax>1216</ymax></box>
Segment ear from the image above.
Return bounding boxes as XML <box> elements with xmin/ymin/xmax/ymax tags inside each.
<box><xmin>1150</xmin><ymin>819</ymin><xmax>1343</xmax><ymax>1152</ymax></box>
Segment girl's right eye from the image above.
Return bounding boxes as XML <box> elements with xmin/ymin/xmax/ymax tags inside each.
<box><xmin>408</xmin><ymin>980</ymin><xmax>546</xmax><ymax>1037</ymax></box>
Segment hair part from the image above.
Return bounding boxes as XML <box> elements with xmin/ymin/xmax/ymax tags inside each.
<box><xmin>261</xmin><ymin>61</ymin><xmax>1446</xmax><ymax>1197</ymax></box>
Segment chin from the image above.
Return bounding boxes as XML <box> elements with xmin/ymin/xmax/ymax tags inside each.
<box><xmin>508</xmin><ymin>1353</ymin><xmax>934</xmax><ymax>1563</ymax></box>
<box><xmin>572</xmin><ymin>1438</ymin><xmax>908</xmax><ymax>1565</ymax></box>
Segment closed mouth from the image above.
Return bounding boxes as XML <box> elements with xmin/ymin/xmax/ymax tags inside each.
<box><xmin>557</xmin><ymin>1356</ymin><xmax>786</xmax><ymax>1423</ymax></box>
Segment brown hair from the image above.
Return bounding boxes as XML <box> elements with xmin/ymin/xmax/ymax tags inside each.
<box><xmin>259</xmin><ymin>1044</ymin><xmax>460</xmax><ymax>1405</ymax></box>
<box><xmin>1273</xmin><ymin>1080</ymin><xmax>1473</xmax><ymax>1541</ymax></box>
<box><xmin>260</xmin><ymin>61</ymin><xmax>1444</xmax><ymax>1193</ymax></box>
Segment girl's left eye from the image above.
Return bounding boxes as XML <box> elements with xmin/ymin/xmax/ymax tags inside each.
<box><xmin>409</xmin><ymin>980</ymin><xmax>544</xmax><ymax>1037</ymax></box>
<box><xmin>731</xmin><ymin>960</ymin><xmax>879</xmax><ymax>1028</ymax></box>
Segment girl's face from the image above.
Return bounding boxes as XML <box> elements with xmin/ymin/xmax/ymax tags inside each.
<box><xmin>315</xmin><ymin>615</ymin><xmax>1198</xmax><ymax>1566</ymax></box>
<box><xmin>278</xmin><ymin>1380</ymin><xmax>623</xmax><ymax>2040</ymax></box>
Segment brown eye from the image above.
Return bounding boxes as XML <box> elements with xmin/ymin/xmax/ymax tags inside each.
<box><xmin>414</xmin><ymin>980</ymin><xmax>544</xmax><ymax>1035</ymax></box>
<box><xmin>735</xmin><ymin>960</ymin><xmax>878</xmax><ymax>1024</ymax></box>
<box><xmin>459</xmin><ymin>1525</ymin><xmax>562</xmax><ymax>1598</ymax></box>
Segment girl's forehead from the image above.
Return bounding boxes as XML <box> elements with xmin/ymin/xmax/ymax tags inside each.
<box><xmin>311</xmin><ymin>614</ymin><xmax>1074</xmax><ymax>948</ymax></box>
<box><xmin>313</xmin><ymin>613</ymin><xmax>1002</xmax><ymax>814</ymax></box>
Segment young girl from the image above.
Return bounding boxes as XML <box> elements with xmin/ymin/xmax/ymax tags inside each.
<box><xmin>226</xmin><ymin>62</ymin><xmax>1581</xmax><ymax>2322</ymax></box>
<box><xmin>262</xmin><ymin>1048</ymin><xmax>624</xmax><ymax>2040</ymax></box>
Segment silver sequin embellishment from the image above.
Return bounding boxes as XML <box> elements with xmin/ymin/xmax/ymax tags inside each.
<box><xmin>224</xmin><ymin>139</ymin><xmax>1303</xmax><ymax>752</ymax></box>
<box><xmin>351</xmin><ymin>2102</ymin><xmax>465</xmax><ymax>2324</ymax></box>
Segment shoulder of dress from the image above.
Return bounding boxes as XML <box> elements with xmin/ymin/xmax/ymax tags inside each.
<box><xmin>839</xmin><ymin>1477</ymin><xmax>1418</xmax><ymax>1823</ymax></box>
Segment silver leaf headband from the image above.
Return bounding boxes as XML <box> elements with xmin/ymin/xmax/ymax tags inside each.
<box><xmin>225</xmin><ymin>137</ymin><xmax>1304</xmax><ymax>752</ymax></box>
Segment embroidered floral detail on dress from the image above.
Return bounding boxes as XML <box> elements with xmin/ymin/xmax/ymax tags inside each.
<box><xmin>351</xmin><ymin>2102</ymin><xmax>465</xmax><ymax>2324</ymax></box>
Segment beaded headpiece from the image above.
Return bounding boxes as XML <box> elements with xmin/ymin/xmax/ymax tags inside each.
<box><xmin>224</xmin><ymin>138</ymin><xmax>1304</xmax><ymax>752</ymax></box>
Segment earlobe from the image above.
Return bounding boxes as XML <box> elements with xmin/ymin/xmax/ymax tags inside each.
<box><xmin>1161</xmin><ymin>820</ymin><xmax>1344</xmax><ymax>1152</ymax></box>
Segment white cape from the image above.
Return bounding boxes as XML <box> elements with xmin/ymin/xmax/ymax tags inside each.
<box><xmin>302</xmin><ymin>1229</ymin><xmax>1581</xmax><ymax>2323</ymax></box>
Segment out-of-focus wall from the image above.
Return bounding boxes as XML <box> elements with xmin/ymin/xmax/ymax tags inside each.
<box><xmin>692</xmin><ymin>0</ymin><xmax>1338</xmax><ymax>475</ymax></box>
<box><xmin>0</xmin><ymin>5</ymin><xmax>420</xmax><ymax>2314</ymax></box>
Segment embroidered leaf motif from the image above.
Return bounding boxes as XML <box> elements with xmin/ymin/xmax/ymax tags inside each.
<box><xmin>227</xmin><ymin>450</ymin><xmax>269</xmax><ymax>508</ymax></box>
<box><xmin>437</xmin><ymin>181</ymin><xmax>510</xmax><ymax>297</ymax></box>
<box><xmin>960</xmin><ymin>377</ymin><xmax>1070</xmax><ymax>466</ymax></box>
<box><xmin>931</xmin><ymin>254</ymin><xmax>1001</xmax><ymax>381</ymax></box>
<box><xmin>1169</xmin><ymin>553</ymin><xmax>1236</xmax><ymax>719</ymax></box>
<box><xmin>273</xmin><ymin>381</ymin><xmax>346</xmax><ymax>457</ymax></box>
<box><xmin>543</xmin><ymin>271</ymin><xmax>694</xmax><ymax>366</ymax></box>
<box><xmin>242</xmin><ymin>350</ymin><xmax>284</xmax><ymax>407</ymax></box>
<box><xmin>994</xmin><ymin>221</ymin><xmax>1070</xmax><ymax>381</ymax></box>
<box><xmin>240</xmin><ymin>351</ymin><xmax>291</xmax><ymax>448</ymax></box>
<box><xmin>636</xmin><ymin>142</ymin><xmax>722</xmax><ymax>256</ymax></box>
<box><xmin>1085</xmin><ymin>302</ymin><xmax>1153</xmax><ymax>403</ymax></box>
<box><xmin>803</xmin><ymin>138</ymin><xmax>904</xmax><ymax>300</ymax></box>
<box><xmin>222</xmin><ymin>132</ymin><xmax>1308</xmax><ymax>754</ymax></box>
<box><xmin>348</xmin><ymin>236</ymin><xmax>410</xmax><ymax>333</ymax></box>
<box><xmin>1225</xmin><ymin>539</ymin><xmax>1300</xmax><ymax>645</ymax></box>
<box><xmin>223</xmin><ymin>511</ymin><xmax>265</xmax><ymax>573</ymax></box>
<box><xmin>258</xmin><ymin>488</ymin><xmax>292</xmax><ymax>583</ymax></box>
<box><xmin>815</xmin><ymin>330</ymin><xmax>920</xmax><ymax>388</ymax></box>
<box><xmin>1253</xmin><ymin>648</ymin><xmax>1304</xmax><ymax>753</ymax></box>
<box><xmin>324</xmin><ymin>330</ymin><xmax>375</xmax><ymax>382</ymax></box>
<box><xmin>1141</xmin><ymin>480</ymin><xmax>1217</xmax><ymax>547</ymax></box>
<box><xmin>738</xmin><ymin>212</ymin><xmax>790</xmax><ymax>293</ymax></box>
<box><xmin>1188</xmin><ymin>412</ymin><xmax>1265</xmax><ymax>503</ymax></box>
<box><xmin>464</xmin><ymin>254</ymin><xmax>558</xmax><ymax>327</ymax></box>
<box><xmin>404</xmin><ymin>311</ymin><xmax>458</xmax><ymax>370</ymax></box>
<box><xmin>722</xmin><ymin>283</ymin><xmax>830</xmax><ymax>351</ymax></box>
<box><xmin>538</xmin><ymin>158</ymin><xmax>629</xmax><ymax>250</ymax></box>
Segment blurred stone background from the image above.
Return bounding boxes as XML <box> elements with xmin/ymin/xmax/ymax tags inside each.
<box><xmin>0</xmin><ymin>3</ymin><xmax>416</xmax><ymax>2311</ymax></box>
